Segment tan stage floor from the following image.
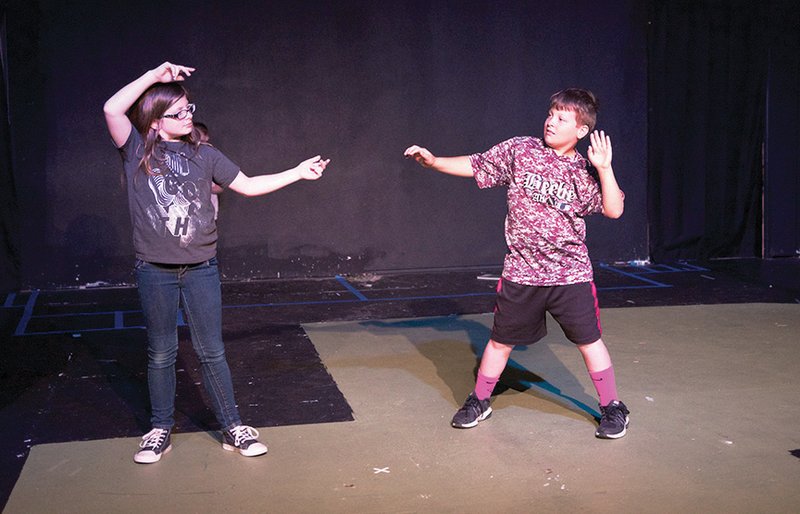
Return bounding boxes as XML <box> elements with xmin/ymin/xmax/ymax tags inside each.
<box><xmin>5</xmin><ymin>303</ymin><xmax>800</xmax><ymax>513</ymax></box>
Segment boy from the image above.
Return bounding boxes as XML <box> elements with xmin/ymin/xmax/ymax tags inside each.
<box><xmin>403</xmin><ymin>88</ymin><xmax>629</xmax><ymax>438</ymax></box>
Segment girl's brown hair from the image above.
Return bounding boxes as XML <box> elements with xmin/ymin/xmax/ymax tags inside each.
<box><xmin>128</xmin><ymin>82</ymin><xmax>200</xmax><ymax>174</ymax></box>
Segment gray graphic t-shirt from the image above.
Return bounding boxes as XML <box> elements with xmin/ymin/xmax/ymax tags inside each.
<box><xmin>119</xmin><ymin>129</ymin><xmax>240</xmax><ymax>264</ymax></box>
<box><xmin>470</xmin><ymin>136</ymin><xmax>603</xmax><ymax>286</ymax></box>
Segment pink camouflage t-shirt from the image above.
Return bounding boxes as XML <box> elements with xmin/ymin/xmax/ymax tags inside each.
<box><xmin>470</xmin><ymin>136</ymin><xmax>603</xmax><ymax>286</ymax></box>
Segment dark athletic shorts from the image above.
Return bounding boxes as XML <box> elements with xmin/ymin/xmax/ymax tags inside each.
<box><xmin>490</xmin><ymin>278</ymin><xmax>602</xmax><ymax>346</ymax></box>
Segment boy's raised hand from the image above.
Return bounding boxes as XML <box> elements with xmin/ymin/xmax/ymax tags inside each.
<box><xmin>587</xmin><ymin>130</ymin><xmax>612</xmax><ymax>171</ymax></box>
<box><xmin>150</xmin><ymin>62</ymin><xmax>195</xmax><ymax>83</ymax></box>
<box><xmin>403</xmin><ymin>145</ymin><xmax>436</xmax><ymax>168</ymax></box>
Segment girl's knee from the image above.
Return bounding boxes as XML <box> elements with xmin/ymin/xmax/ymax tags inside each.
<box><xmin>147</xmin><ymin>348</ymin><xmax>178</xmax><ymax>368</ymax></box>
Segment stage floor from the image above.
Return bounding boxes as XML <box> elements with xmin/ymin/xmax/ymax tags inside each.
<box><xmin>2</xmin><ymin>259</ymin><xmax>799</xmax><ymax>512</ymax></box>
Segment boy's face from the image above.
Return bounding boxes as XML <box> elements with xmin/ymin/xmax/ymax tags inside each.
<box><xmin>543</xmin><ymin>108</ymin><xmax>589</xmax><ymax>155</ymax></box>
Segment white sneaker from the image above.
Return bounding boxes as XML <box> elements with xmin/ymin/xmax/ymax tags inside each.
<box><xmin>134</xmin><ymin>427</ymin><xmax>172</xmax><ymax>464</ymax></box>
<box><xmin>222</xmin><ymin>425</ymin><xmax>268</xmax><ymax>457</ymax></box>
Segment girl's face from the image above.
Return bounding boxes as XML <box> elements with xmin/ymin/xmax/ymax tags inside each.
<box><xmin>153</xmin><ymin>96</ymin><xmax>194</xmax><ymax>141</ymax></box>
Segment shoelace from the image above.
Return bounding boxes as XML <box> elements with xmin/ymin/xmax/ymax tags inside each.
<box><xmin>139</xmin><ymin>428</ymin><xmax>168</xmax><ymax>450</ymax></box>
<box><xmin>462</xmin><ymin>395</ymin><xmax>484</xmax><ymax>416</ymax></box>
<box><xmin>229</xmin><ymin>425</ymin><xmax>259</xmax><ymax>447</ymax></box>
<box><xmin>601</xmin><ymin>404</ymin><xmax>625</xmax><ymax>425</ymax></box>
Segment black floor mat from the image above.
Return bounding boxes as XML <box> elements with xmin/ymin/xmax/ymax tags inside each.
<box><xmin>0</xmin><ymin>321</ymin><xmax>352</xmax><ymax>508</ymax></box>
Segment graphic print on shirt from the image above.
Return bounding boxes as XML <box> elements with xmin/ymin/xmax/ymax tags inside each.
<box><xmin>523</xmin><ymin>171</ymin><xmax>578</xmax><ymax>212</ymax></box>
<box><xmin>145</xmin><ymin>152</ymin><xmax>202</xmax><ymax>247</ymax></box>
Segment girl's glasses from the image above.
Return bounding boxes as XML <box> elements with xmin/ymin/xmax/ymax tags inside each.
<box><xmin>162</xmin><ymin>103</ymin><xmax>196</xmax><ymax>120</ymax></box>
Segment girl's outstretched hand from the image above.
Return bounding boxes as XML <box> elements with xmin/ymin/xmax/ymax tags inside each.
<box><xmin>587</xmin><ymin>130</ymin><xmax>612</xmax><ymax>171</ymax></box>
<box><xmin>150</xmin><ymin>62</ymin><xmax>195</xmax><ymax>83</ymax></box>
<box><xmin>296</xmin><ymin>155</ymin><xmax>330</xmax><ymax>180</ymax></box>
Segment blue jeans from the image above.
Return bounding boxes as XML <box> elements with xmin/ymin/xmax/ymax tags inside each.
<box><xmin>135</xmin><ymin>257</ymin><xmax>242</xmax><ymax>431</ymax></box>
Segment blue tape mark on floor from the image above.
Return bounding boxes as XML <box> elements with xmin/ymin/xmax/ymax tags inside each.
<box><xmin>14</xmin><ymin>290</ymin><xmax>39</xmax><ymax>336</ymax></box>
<box><xmin>11</xmin><ymin>262</ymin><xmax>725</xmax><ymax>336</ymax></box>
<box><xmin>598</xmin><ymin>263</ymin><xmax>672</xmax><ymax>288</ymax></box>
<box><xmin>14</xmin><ymin>292</ymin><xmax>500</xmax><ymax>336</ymax></box>
<box><xmin>335</xmin><ymin>275</ymin><xmax>369</xmax><ymax>301</ymax></box>
<box><xmin>3</xmin><ymin>292</ymin><xmax>16</xmax><ymax>308</ymax></box>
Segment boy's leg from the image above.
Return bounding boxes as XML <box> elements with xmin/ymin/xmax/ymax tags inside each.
<box><xmin>476</xmin><ymin>339</ymin><xmax>514</xmax><ymax>397</ymax></box>
<box><xmin>452</xmin><ymin>339</ymin><xmax>513</xmax><ymax>428</ymax></box>
<box><xmin>452</xmin><ymin>279</ymin><xmax>546</xmax><ymax>429</ymax></box>
<box><xmin>579</xmin><ymin>339</ymin><xmax>629</xmax><ymax>439</ymax></box>
<box><xmin>577</xmin><ymin>338</ymin><xmax>616</xmax><ymax>405</ymax></box>
<box><xmin>548</xmin><ymin>283</ymin><xmax>629</xmax><ymax>438</ymax></box>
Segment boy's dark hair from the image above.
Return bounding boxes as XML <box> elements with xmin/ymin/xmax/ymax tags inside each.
<box><xmin>549</xmin><ymin>88</ymin><xmax>598</xmax><ymax>132</ymax></box>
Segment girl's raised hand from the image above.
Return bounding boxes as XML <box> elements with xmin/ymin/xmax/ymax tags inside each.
<box><xmin>296</xmin><ymin>155</ymin><xmax>330</xmax><ymax>180</ymax></box>
<box><xmin>150</xmin><ymin>62</ymin><xmax>195</xmax><ymax>83</ymax></box>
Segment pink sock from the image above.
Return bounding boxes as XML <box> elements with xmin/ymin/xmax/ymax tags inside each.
<box><xmin>589</xmin><ymin>366</ymin><xmax>618</xmax><ymax>406</ymax></box>
<box><xmin>474</xmin><ymin>372</ymin><xmax>499</xmax><ymax>401</ymax></box>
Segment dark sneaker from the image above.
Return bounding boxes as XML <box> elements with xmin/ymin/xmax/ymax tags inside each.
<box><xmin>451</xmin><ymin>393</ymin><xmax>492</xmax><ymax>428</ymax></box>
<box><xmin>222</xmin><ymin>425</ymin><xmax>268</xmax><ymax>457</ymax></box>
<box><xmin>134</xmin><ymin>427</ymin><xmax>172</xmax><ymax>464</ymax></box>
<box><xmin>595</xmin><ymin>400</ymin><xmax>630</xmax><ymax>439</ymax></box>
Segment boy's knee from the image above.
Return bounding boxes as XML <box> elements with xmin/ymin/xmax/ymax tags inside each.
<box><xmin>487</xmin><ymin>339</ymin><xmax>515</xmax><ymax>353</ymax></box>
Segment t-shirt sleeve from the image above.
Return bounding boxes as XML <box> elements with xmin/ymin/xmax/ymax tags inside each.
<box><xmin>118</xmin><ymin>128</ymin><xmax>141</xmax><ymax>164</ymax></box>
<box><xmin>574</xmin><ymin>167</ymin><xmax>603</xmax><ymax>216</ymax></box>
<box><xmin>208</xmin><ymin>147</ymin><xmax>241</xmax><ymax>188</ymax></box>
<box><xmin>469</xmin><ymin>137</ymin><xmax>519</xmax><ymax>189</ymax></box>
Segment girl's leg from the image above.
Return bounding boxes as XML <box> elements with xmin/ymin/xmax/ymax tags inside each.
<box><xmin>180</xmin><ymin>258</ymin><xmax>242</xmax><ymax>430</ymax></box>
<box><xmin>135</xmin><ymin>261</ymin><xmax>181</xmax><ymax>429</ymax></box>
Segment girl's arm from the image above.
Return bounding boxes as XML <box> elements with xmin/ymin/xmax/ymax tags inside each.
<box><xmin>587</xmin><ymin>130</ymin><xmax>624</xmax><ymax>219</ymax></box>
<box><xmin>227</xmin><ymin>155</ymin><xmax>329</xmax><ymax>197</ymax></box>
<box><xmin>403</xmin><ymin>145</ymin><xmax>474</xmax><ymax>177</ymax></box>
<box><xmin>103</xmin><ymin>62</ymin><xmax>195</xmax><ymax>147</ymax></box>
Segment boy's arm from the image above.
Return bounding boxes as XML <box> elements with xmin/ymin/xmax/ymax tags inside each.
<box><xmin>103</xmin><ymin>62</ymin><xmax>195</xmax><ymax>147</ymax></box>
<box><xmin>403</xmin><ymin>145</ymin><xmax>474</xmax><ymax>177</ymax></box>
<box><xmin>227</xmin><ymin>155</ymin><xmax>329</xmax><ymax>197</ymax></box>
<box><xmin>587</xmin><ymin>131</ymin><xmax>624</xmax><ymax>219</ymax></box>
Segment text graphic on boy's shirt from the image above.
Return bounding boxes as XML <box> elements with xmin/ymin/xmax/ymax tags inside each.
<box><xmin>523</xmin><ymin>172</ymin><xmax>577</xmax><ymax>212</ymax></box>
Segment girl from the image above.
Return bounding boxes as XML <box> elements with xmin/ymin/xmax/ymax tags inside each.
<box><xmin>104</xmin><ymin>62</ymin><xmax>329</xmax><ymax>464</ymax></box>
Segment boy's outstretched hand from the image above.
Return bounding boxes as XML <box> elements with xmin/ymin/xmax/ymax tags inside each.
<box><xmin>587</xmin><ymin>130</ymin><xmax>612</xmax><ymax>171</ymax></box>
<box><xmin>404</xmin><ymin>145</ymin><xmax>436</xmax><ymax>168</ymax></box>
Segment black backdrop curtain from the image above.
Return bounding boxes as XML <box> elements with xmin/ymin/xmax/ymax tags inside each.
<box><xmin>647</xmin><ymin>1</ymin><xmax>768</xmax><ymax>261</ymax></box>
<box><xmin>0</xmin><ymin>6</ymin><xmax>21</xmax><ymax>295</ymax></box>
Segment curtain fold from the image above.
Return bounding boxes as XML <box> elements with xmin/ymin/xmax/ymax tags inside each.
<box><xmin>0</xmin><ymin>6</ymin><xmax>21</xmax><ymax>294</ymax></box>
<box><xmin>647</xmin><ymin>1</ymin><xmax>768</xmax><ymax>260</ymax></box>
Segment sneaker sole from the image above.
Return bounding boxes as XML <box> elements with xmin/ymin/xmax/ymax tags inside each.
<box><xmin>595</xmin><ymin>416</ymin><xmax>630</xmax><ymax>439</ymax></box>
<box><xmin>452</xmin><ymin>407</ymin><xmax>493</xmax><ymax>429</ymax></box>
<box><xmin>222</xmin><ymin>442</ymin><xmax>268</xmax><ymax>457</ymax></box>
<box><xmin>134</xmin><ymin>443</ymin><xmax>172</xmax><ymax>464</ymax></box>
